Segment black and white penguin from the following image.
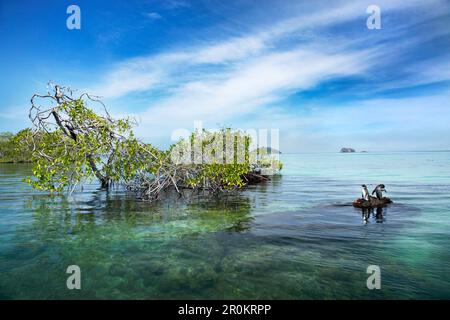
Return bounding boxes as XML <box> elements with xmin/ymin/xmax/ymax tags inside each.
<box><xmin>361</xmin><ymin>184</ymin><xmax>370</xmax><ymax>201</ymax></box>
<box><xmin>372</xmin><ymin>184</ymin><xmax>387</xmax><ymax>199</ymax></box>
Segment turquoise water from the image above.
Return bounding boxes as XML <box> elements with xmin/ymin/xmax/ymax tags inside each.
<box><xmin>0</xmin><ymin>152</ymin><xmax>449</xmax><ymax>299</ymax></box>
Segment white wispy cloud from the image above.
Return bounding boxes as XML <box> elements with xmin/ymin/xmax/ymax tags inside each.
<box><xmin>93</xmin><ymin>0</ymin><xmax>448</xmax><ymax>97</ymax></box>
<box><xmin>144</xmin><ymin>12</ymin><xmax>162</xmax><ymax>20</ymax></box>
<box><xmin>133</xmin><ymin>47</ymin><xmax>373</xmax><ymax>139</ymax></box>
<box><xmin>161</xmin><ymin>0</ymin><xmax>190</xmax><ymax>10</ymax></box>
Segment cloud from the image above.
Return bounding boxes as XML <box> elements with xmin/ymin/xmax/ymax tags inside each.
<box><xmin>144</xmin><ymin>12</ymin><xmax>162</xmax><ymax>20</ymax></box>
<box><xmin>0</xmin><ymin>106</ymin><xmax>28</xmax><ymax>121</ymax></box>
<box><xmin>193</xmin><ymin>36</ymin><xmax>265</xmax><ymax>64</ymax></box>
<box><xmin>161</xmin><ymin>0</ymin><xmax>190</xmax><ymax>10</ymax></box>
<box><xmin>93</xmin><ymin>0</ymin><xmax>449</xmax><ymax>97</ymax></box>
<box><xmin>130</xmin><ymin>46</ymin><xmax>374</xmax><ymax>143</ymax></box>
<box><xmin>92</xmin><ymin>65</ymin><xmax>163</xmax><ymax>98</ymax></box>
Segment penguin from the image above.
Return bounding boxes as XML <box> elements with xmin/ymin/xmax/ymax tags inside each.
<box><xmin>372</xmin><ymin>184</ymin><xmax>387</xmax><ymax>200</ymax></box>
<box><xmin>361</xmin><ymin>184</ymin><xmax>370</xmax><ymax>201</ymax></box>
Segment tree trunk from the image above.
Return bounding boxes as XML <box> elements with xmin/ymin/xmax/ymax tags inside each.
<box><xmin>87</xmin><ymin>155</ymin><xmax>110</xmax><ymax>188</ymax></box>
<box><xmin>51</xmin><ymin>109</ymin><xmax>110</xmax><ymax>188</ymax></box>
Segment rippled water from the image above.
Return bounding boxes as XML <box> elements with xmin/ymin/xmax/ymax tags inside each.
<box><xmin>0</xmin><ymin>152</ymin><xmax>449</xmax><ymax>299</ymax></box>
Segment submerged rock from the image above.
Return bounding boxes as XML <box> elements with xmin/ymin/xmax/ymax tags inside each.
<box><xmin>352</xmin><ymin>197</ymin><xmax>393</xmax><ymax>208</ymax></box>
<box><xmin>241</xmin><ymin>172</ymin><xmax>270</xmax><ymax>184</ymax></box>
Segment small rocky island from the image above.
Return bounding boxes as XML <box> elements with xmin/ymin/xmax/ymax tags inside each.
<box><xmin>340</xmin><ymin>147</ymin><xmax>355</xmax><ymax>153</ymax></box>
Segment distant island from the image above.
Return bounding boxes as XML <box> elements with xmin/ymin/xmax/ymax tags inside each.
<box><xmin>340</xmin><ymin>147</ymin><xmax>355</xmax><ymax>153</ymax></box>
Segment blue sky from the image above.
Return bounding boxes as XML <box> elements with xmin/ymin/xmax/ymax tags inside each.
<box><xmin>0</xmin><ymin>0</ymin><xmax>450</xmax><ymax>152</ymax></box>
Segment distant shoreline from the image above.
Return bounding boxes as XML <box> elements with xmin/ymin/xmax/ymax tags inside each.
<box><xmin>276</xmin><ymin>150</ymin><xmax>450</xmax><ymax>154</ymax></box>
<box><xmin>2</xmin><ymin>150</ymin><xmax>449</xmax><ymax>163</ymax></box>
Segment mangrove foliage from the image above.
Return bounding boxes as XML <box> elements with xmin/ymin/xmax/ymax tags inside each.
<box><xmin>14</xmin><ymin>84</ymin><xmax>282</xmax><ymax>201</ymax></box>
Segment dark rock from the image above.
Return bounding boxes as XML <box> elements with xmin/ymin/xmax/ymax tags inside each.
<box><xmin>340</xmin><ymin>147</ymin><xmax>356</xmax><ymax>153</ymax></box>
<box><xmin>241</xmin><ymin>173</ymin><xmax>270</xmax><ymax>184</ymax></box>
<box><xmin>352</xmin><ymin>197</ymin><xmax>393</xmax><ymax>208</ymax></box>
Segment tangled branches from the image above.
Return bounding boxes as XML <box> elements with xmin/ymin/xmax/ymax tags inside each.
<box><xmin>22</xmin><ymin>83</ymin><xmax>157</xmax><ymax>191</ymax></box>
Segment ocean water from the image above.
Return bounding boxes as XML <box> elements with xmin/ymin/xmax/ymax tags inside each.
<box><xmin>0</xmin><ymin>152</ymin><xmax>449</xmax><ymax>299</ymax></box>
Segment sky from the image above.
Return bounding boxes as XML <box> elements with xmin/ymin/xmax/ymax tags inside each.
<box><xmin>0</xmin><ymin>0</ymin><xmax>450</xmax><ymax>152</ymax></box>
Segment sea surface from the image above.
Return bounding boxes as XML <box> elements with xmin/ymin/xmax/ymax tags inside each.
<box><xmin>0</xmin><ymin>152</ymin><xmax>449</xmax><ymax>299</ymax></box>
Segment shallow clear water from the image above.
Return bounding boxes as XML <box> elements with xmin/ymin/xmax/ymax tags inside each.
<box><xmin>0</xmin><ymin>152</ymin><xmax>449</xmax><ymax>299</ymax></box>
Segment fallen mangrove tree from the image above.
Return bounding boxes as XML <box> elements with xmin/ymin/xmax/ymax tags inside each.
<box><xmin>19</xmin><ymin>84</ymin><xmax>282</xmax><ymax>201</ymax></box>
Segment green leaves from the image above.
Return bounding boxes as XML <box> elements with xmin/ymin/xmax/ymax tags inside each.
<box><xmin>167</xmin><ymin>128</ymin><xmax>254</xmax><ymax>191</ymax></box>
<box><xmin>0</xmin><ymin>129</ymin><xmax>33</xmax><ymax>163</ymax></box>
<box><xmin>24</xmin><ymin>86</ymin><xmax>283</xmax><ymax>201</ymax></box>
<box><xmin>24</xmin><ymin>97</ymin><xmax>161</xmax><ymax>193</ymax></box>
